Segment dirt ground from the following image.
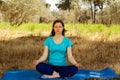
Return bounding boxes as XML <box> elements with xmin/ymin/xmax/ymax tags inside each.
<box><xmin>0</xmin><ymin>36</ymin><xmax>120</xmax><ymax>79</ymax></box>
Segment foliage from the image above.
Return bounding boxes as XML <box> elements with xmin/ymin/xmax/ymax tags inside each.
<box><xmin>82</xmin><ymin>0</ymin><xmax>120</xmax><ymax>24</ymax></box>
<box><xmin>82</xmin><ymin>0</ymin><xmax>106</xmax><ymax>23</ymax></box>
<box><xmin>0</xmin><ymin>0</ymin><xmax>49</xmax><ymax>25</ymax></box>
<box><xmin>0</xmin><ymin>0</ymin><xmax>120</xmax><ymax>25</ymax></box>
<box><xmin>57</xmin><ymin>0</ymin><xmax>72</xmax><ymax>11</ymax></box>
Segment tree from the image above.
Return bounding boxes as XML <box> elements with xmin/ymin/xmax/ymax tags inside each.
<box><xmin>0</xmin><ymin>0</ymin><xmax>49</xmax><ymax>25</ymax></box>
<box><xmin>55</xmin><ymin>0</ymin><xmax>81</xmax><ymax>23</ymax></box>
<box><xmin>71</xmin><ymin>0</ymin><xmax>81</xmax><ymax>22</ymax></box>
<box><xmin>101</xmin><ymin>0</ymin><xmax>120</xmax><ymax>24</ymax></box>
<box><xmin>57</xmin><ymin>0</ymin><xmax>72</xmax><ymax>11</ymax></box>
<box><xmin>83</xmin><ymin>0</ymin><xmax>107</xmax><ymax>23</ymax></box>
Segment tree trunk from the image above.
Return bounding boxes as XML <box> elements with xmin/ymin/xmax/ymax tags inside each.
<box><xmin>89</xmin><ymin>0</ymin><xmax>94</xmax><ymax>23</ymax></box>
<box><xmin>93</xmin><ymin>4</ymin><xmax>96</xmax><ymax>23</ymax></box>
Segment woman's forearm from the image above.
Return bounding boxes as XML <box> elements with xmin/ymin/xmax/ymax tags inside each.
<box><xmin>37</xmin><ymin>46</ymin><xmax>48</xmax><ymax>63</ymax></box>
<box><xmin>37</xmin><ymin>56</ymin><xmax>46</xmax><ymax>62</ymax></box>
<box><xmin>68</xmin><ymin>56</ymin><xmax>77</xmax><ymax>65</ymax></box>
<box><xmin>67</xmin><ymin>47</ymin><xmax>78</xmax><ymax>65</ymax></box>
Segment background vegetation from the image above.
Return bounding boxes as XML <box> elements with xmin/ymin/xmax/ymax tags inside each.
<box><xmin>0</xmin><ymin>0</ymin><xmax>120</xmax><ymax>79</ymax></box>
<box><xmin>0</xmin><ymin>0</ymin><xmax>120</xmax><ymax>24</ymax></box>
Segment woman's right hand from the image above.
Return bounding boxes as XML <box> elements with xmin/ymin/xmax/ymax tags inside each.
<box><xmin>33</xmin><ymin>60</ymin><xmax>39</xmax><ymax>66</ymax></box>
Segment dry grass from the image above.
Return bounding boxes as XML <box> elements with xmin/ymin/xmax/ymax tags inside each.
<box><xmin>0</xmin><ymin>35</ymin><xmax>120</xmax><ymax>79</ymax></box>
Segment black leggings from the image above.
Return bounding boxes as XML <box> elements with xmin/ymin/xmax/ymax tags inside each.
<box><xmin>36</xmin><ymin>62</ymin><xmax>78</xmax><ymax>78</ymax></box>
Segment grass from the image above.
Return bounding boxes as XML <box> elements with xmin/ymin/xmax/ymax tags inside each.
<box><xmin>0</xmin><ymin>22</ymin><xmax>120</xmax><ymax>36</ymax></box>
<box><xmin>0</xmin><ymin>22</ymin><xmax>120</xmax><ymax>78</ymax></box>
<box><xmin>18</xmin><ymin>22</ymin><xmax>52</xmax><ymax>32</ymax></box>
<box><xmin>0</xmin><ymin>22</ymin><xmax>119</xmax><ymax>42</ymax></box>
<box><xmin>0</xmin><ymin>36</ymin><xmax>120</xmax><ymax>78</ymax></box>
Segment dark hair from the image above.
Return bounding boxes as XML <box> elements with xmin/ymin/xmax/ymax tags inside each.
<box><xmin>50</xmin><ymin>19</ymin><xmax>66</xmax><ymax>36</ymax></box>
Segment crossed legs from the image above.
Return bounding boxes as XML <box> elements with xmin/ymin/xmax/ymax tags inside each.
<box><xmin>36</xmin><ymin>62</ymin><xmax>78</xmax><ymax>78</ymax></box>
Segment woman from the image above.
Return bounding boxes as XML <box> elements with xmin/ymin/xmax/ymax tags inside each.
<box><xmin>33</xmin><ymin>19</ymin><xmax>82</xmax><ymax>79</ymax></box>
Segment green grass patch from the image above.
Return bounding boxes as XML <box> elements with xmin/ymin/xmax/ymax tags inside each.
<box><xmin>16</xmin><ymin>22</ymin><xmax>52</xmax><ymax>32</ymax></box>
<box><xmin>0</xmin><ymin>22</ymin><xmax>120</xmax><ymax>36</ymax></box>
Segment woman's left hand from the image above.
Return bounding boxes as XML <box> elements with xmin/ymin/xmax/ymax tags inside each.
<box><xmin>75</xmin><ymin>63</ymin><xmax>83</xmax><ymax>68</ymax></box>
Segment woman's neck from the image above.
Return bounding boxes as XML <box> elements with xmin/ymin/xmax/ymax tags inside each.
<box><xmin>54</xmin><ymin>34</ymin><xmax>63</xmax><ymax>38</ymax></box>
<box><xmin>53</xmin><ymin>34</ymin><xmax>64</xmax><ymax>44</ymax></box>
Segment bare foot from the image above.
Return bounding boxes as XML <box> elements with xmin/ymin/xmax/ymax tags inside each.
<box><xmin>48</xmin><ymin>71</ymin><xmax>60</xmax><ymax>78</ymax></box>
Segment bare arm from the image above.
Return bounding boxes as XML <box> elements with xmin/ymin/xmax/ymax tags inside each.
<box><xmin>67</xmin><ymin>47</ymin><xmax>77</xmax><ymax>65</ymax></box>
<box><xmin>67</xmin><ymin>47</ymin><xmax>82</xmax><ymax>68</ymax></box>
<box><xmin>37</xmin><ymin>46</ymin><xmax>48</xmax><ymax>62</ymax></box>
<box><xmin>33</xmin><ymin>46</ymin><xmax>48</xmax><ymax>66</ymax></box>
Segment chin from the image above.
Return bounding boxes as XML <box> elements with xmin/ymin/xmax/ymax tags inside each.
<box><xmin>55</xmin><ymin>32</ymin><xmax>61</xmax><ymax>34</ymax></box>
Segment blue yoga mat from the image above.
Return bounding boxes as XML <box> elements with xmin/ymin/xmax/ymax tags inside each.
<box><xmin>1</xmin><ymin>67</ymin><xmax>119</xmax><ymax>80</ymax></box>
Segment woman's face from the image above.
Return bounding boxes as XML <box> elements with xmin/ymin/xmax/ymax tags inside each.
<box><xmin>53</xmin><ymin>22</ymin><xmax>63</xmax><ymax>35</ymax></box>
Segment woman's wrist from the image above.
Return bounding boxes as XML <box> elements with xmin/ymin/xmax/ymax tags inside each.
<box><xmin>74</xmin><ymin>63</ymin><xmax>82</xmax><ymax>68</ymax></box>
<box><xmin>74</xmin><ymin>63</ymin><xmax>79</xmax><ymax>66</ymax></box>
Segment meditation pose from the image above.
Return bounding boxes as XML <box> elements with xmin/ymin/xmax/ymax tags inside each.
<box><xmin>33</xmin><ymin>19</ymin><xmax>82</xmax><ymax>78</ymax></box>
